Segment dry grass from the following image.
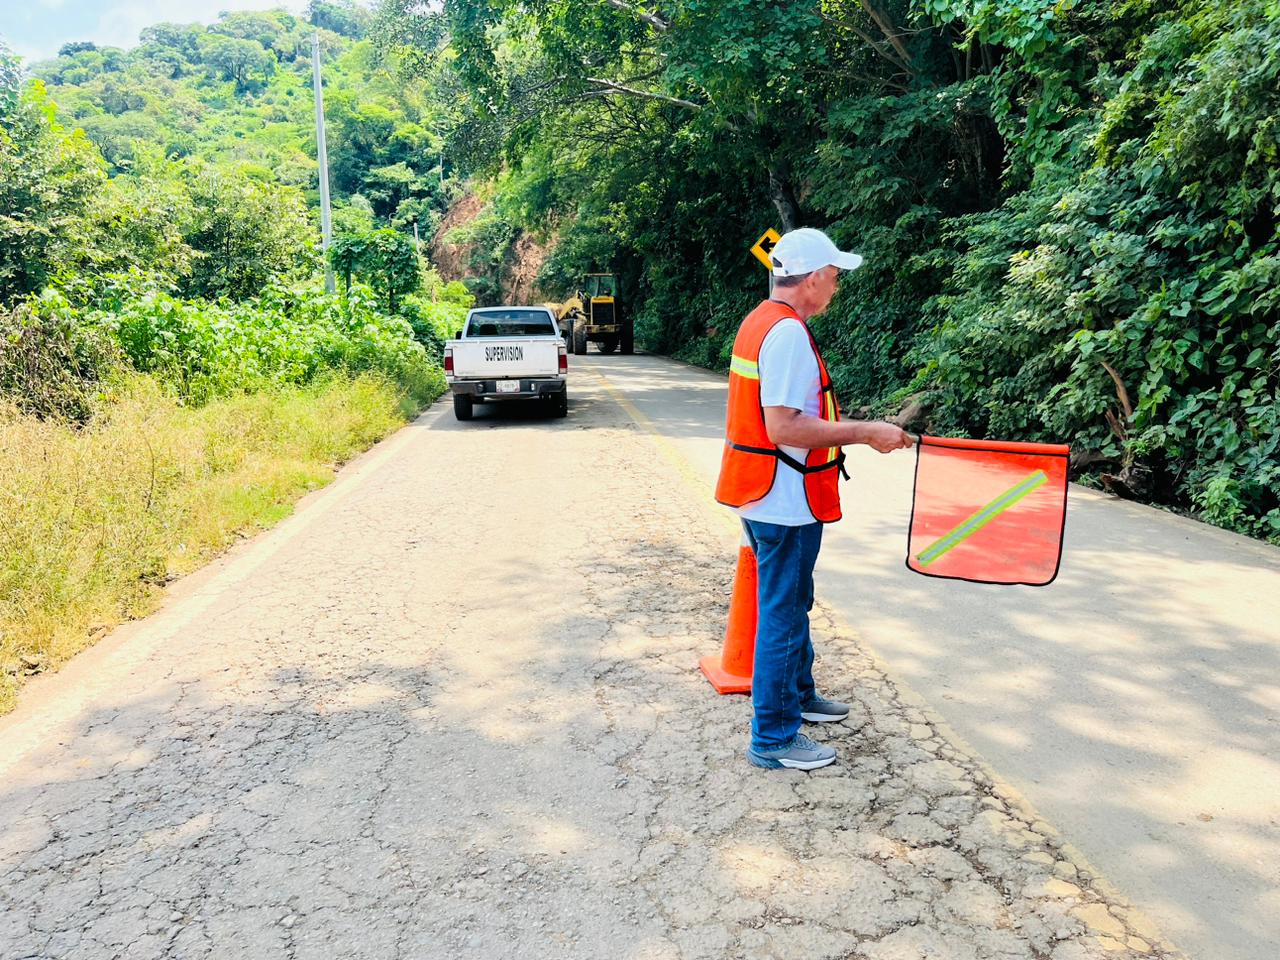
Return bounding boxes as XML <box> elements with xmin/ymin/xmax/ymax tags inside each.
<box><xmin>0</xmin><ymin>372</ymin><xmax>417</xmax><ymax>713</ymax></box>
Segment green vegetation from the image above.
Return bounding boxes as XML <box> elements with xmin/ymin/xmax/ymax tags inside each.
<box><xmin>0</xmin><ymin>4</ymin><xmax>475</xmax><ymax>702</ymax></box>
<box><xmin>372</xmin><ymin>0</ymin><xmax>1279</xmax><ymax>542</ymax></box>
<box><xmin>5</xmin><ymin>5</ymin><xmax>456</xmax><ymax>300</ymax></box>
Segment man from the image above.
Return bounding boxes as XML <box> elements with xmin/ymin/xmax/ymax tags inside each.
<box><xmin>715</xmin><ymin>227</ymin><xmax>914</xmax><ymax>770</ymax></box>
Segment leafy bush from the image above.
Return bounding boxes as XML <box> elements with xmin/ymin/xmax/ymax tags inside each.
<box><xmin>924</xmin><ymin>1</ymin><xmax>1280</xmax><ymax>542</ymax></box>
<box><xmin>180</xmin><ymin>162</ymin><xmax>317</xmax><ymax>300</ymax></box>
<box><xmin>18</xmin><ymin>281</ymin><xmax>444</xmax><ymax>410</ymax></box>
<box><xmin>0</xmin><ymin>301</ymin><xmax>119</xmax><ymax>422</ymax></box>
<box><xmin>398</xmin><ymin>281</ymin><xmax>473</xmax><ymax>360</ymax></box>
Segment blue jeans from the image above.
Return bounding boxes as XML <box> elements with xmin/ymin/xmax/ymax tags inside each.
<box><xmin>742</xmin><ymin>519</ymin><xmax>823</xmax><ymax>752</ymax></box>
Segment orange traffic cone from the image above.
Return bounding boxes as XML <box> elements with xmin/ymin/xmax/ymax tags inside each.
<box><xmin>699</xmin><ymin>531</ymin><xmax>757</xmax><ymax>694</ymax></box>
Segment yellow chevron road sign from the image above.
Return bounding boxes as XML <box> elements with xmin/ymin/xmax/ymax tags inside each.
<box><xmin>750</xmin><ymin>228</ymin><xmax>781</xmax><ymax>269</ymax></box>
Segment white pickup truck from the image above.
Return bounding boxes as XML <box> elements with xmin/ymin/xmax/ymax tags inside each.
<box><xmin>444</xmin><ymin>306</ymin><xmax>568</xmax><ymax>420</ymax></box>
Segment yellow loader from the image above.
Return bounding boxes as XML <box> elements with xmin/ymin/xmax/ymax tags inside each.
<box><xmin>543</xmin><ymin>273</ymin><xmax>633</xmax><ymax>356</ymax></box>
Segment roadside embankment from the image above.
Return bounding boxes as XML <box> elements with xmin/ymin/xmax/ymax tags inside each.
<box><xmin>0</xmin><ymin>371</ymin><xmax>437</xmax><ymax>713</ymax></box>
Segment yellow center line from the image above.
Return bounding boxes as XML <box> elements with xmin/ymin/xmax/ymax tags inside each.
<box><xmin>587</xmin><ymin>364</ymin><xmax>739</xmax><ymax>535</ymax></box>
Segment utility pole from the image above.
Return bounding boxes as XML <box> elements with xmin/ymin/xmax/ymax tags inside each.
<box><xmin>311</xmin><ymin>32</ymin><xmax>334</xmax><ymax>294</ymax></box>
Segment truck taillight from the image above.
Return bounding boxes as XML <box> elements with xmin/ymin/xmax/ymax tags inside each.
<box><xmin>558</xmin><ymin>344</ymin><xmax>567</xmax><ymax>373</ymax></box>
<box><xmin>444</xmin><ymin>349</ymin><xmax>453</xmax><ymax>374</ymax></box>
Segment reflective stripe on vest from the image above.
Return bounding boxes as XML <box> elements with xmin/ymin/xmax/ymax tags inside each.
<box><xmin>729</xmin><ymin>355</ymin><xmax>760</xmax><ymax>380</ymax></box>
<box><xmin>714</xmin><ymin>300</ymin><xmax>847</xmax><ymax>523</ymax></box>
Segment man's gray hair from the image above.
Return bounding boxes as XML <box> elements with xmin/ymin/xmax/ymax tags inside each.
<box><xmin>771</xmin><ymin>271</ymin><xmax>812</xmax><ymax>288</ymax></box>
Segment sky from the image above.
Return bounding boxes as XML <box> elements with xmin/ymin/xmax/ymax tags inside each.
<box><xmin>1</xmin><ymin>0</ymin><xmax>308</xmax><ymax>64</ymax></box>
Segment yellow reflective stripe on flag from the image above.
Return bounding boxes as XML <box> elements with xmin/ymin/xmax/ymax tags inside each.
<box><xmin>729</xmin><ymin>356</ymin><xmax>760</xmax><ymax>380</ymax></box>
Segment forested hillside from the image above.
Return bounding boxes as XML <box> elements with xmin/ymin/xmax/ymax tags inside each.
<box><xmin>371</xmin><ymin>0</ymin><xmax>1278</xmax><ymax>544</ymax></box>
<box><xmin>4</xmin><ymin>2</ymin><xmax>470</xmax><ymax>306</ymax></box>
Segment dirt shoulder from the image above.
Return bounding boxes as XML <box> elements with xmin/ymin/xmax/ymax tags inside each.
<box><xmin>0</xmin><ymin>365</ymin><xmax>1179</xmax><ymax>959</ymax></box>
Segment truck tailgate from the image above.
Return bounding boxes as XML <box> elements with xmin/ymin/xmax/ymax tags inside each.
<box><xmin>452</xmin><ymin>338</ymin><xmax>561</xmax><ymax>378</ymax></box>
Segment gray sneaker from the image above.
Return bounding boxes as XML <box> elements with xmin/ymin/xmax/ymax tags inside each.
<box><xmin>801</xmin><ymin>695</ymin><xmax>850</xmax><ymax>723</ymax></box>
<box><xmin>747</xmin><ymin>733</ymin><xmax>836</xmax><ymax>770</ymax></box>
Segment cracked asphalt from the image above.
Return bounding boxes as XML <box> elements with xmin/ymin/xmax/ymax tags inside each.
<box><xmin>0</xmin><ymin>363</ymin><xmax>1183</xmax><ymax>959</ymax></box>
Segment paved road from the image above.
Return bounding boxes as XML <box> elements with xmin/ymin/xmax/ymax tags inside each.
<box><xmin>1</xmin><ymin>358</ymin><xmax>1184</xmax><ymax>959</ymax></box>
<box><xmin>589</xmin><ymin>351</ymin><xmax>1280</xmax><ymax>960</ymax></box>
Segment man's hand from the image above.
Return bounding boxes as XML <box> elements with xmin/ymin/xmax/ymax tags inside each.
<box><xmin>763</xmin><ymin>407</ymin><xmax>915</xmax><ymax>453</ymax></box>
<box><xmin>856</xmin><ymin>421</ymin><xmax>915</xmax><ymax>453</ymax></box>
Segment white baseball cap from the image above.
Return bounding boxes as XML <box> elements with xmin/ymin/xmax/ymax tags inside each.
<box><xmin>770</xmin><ymin>227</ymin><xmax>864</xmax><ymax>277</ymax></box>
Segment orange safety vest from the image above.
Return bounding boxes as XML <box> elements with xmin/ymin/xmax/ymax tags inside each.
<box><xmin>715</xmin><ymin>300</ymin><xmax>848</xmax><ymax>523</ymax></box>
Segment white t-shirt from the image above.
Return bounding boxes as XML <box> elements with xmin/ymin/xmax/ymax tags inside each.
<box><xmin>732</xmin><ymin>316</ymin><xmax>822</xmax><ymax>526</ymax></box>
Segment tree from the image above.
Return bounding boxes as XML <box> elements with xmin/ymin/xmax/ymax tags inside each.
<box><xmin>74</xmin><ymin>146</ymin><xmax>196</xmax><ymax>287</ymax></box>
<box><xmin>58</xmin><ymin>41</ymin><xmax>98</xmax><ymax>58</ymax></box>
<box><xmin>0</xmin><ymin>80</ymin><xmax>107</xmax><ymax>304</ymax></box>
<box><xmin>137</xmin><ymin>22</ymin><xmax>203</xmax><ymax>74</ymax></box>
<box><xmin>77</xmin><ymin>111</ymin><xmax>161</xmax><ymax>172</ymax></box>
<box><xmin>329</xmin><ymin>228</ymin><xmax>420</xmax><ymax>311</ymax></box>
<box><xmin>328</xmin><ymin>100</ymin><xmax>399</xmax><ymax>195</ymax></box>
<box><xmin>181</xmin><ymin>163</ymin><xmax>316</xmax><ymax>300</ymax></box>
<box><xmin>139</xmin><ymin>22</ymin><xmax>203</xmax><ymax>57</ymax></box>
<box><xmin>209</xmin><ymin>10</ymin><xmax>295</xmax><ymax>55</ymax></box>
<box><xmin>196</xmin><ymin>32</ymin><xmax>275</xmax><ymax>90</ymax></box>
<box><xmin>309</xmin><ymin>1</ymin><xmax>372</xmax><ymax>39</ymax></box>
<box><xmin>96</xmin><ymin>73</ymin><xmax>147</xmax><ymax>115</ymax></box>
<box><xmin>0</xmin><ymin>40</ymin><xmax>20</xmax><ymax>122</ymax></box>
<box><xmin>363</xmin><ymin>161</ymin><xmax>421</xmax><ymax>219</ymax></box>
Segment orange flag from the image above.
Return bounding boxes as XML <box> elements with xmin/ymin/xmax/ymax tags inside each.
<box><xmin>906</xmin><ymin>436</ymin><xmax>1070</xmax><ymax>586</ymax></box>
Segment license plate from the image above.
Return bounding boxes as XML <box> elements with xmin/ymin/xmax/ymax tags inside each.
<box><xmin>497</xmin><ymin>380</ymin><xmax>520</xmax><ymax>394</ymax></box>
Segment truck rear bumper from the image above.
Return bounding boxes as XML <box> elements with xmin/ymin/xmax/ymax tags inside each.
<box><xmin>449</xmin><ymin>378</ymin><xmax>566</xmax><ymax>401</ymax></box>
